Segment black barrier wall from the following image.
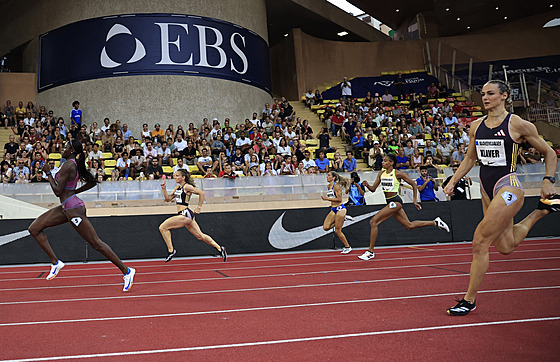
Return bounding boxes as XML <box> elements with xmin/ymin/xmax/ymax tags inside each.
<box><xmin>0</xmin><ymin>197</ymin><xmax>557</xmax><ymax>265</ymax></box>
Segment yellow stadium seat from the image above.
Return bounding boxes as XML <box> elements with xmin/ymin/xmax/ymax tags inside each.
<box><xmin>188</xmin><ymin>165</ymin><xmax>199</xmax><ymax>173</ymax></box>
<box><xmin>424</xmin><ymin>134</ymin><xmax>432</xmax><ymax>140</ymax></box>
<box><xmin>326</xmin><ymin>152</ymin><xmax>335</xmax><ymax>159</ymax></box>
<box><xmin>162</xmin><ymin>166</ymin><xmax>174</xmax><ymax>174</ymax></box>
<box><xmin>171</xmin><ymin>158</ymin><xmax>178</xmax><ymax>165</ymax></box>
<box><xmin>546</xmin><ymin>141</ymin><xmax>553</xmax><ymax>147</ymax></box>
<box><xmin>456</xmin><ymin>97</ymin><xmax>467</xmax><ymax>101</ymax></box>
<box><xmin>104</xmin><ymin>159</ymin><xmax>117</xmax><ymax>167</ymax></box>
<box><xmin>104</xmin><ymin>168</ymin><xmax>115</xmax><ymax>176</ymax></box>
<box><xmin>95</xmin><ymin>140</ymin><xmax>103</xmax><ymax>147</ymax></box>
<box><xmin>317</xmin><ymin>109</ymin><xmax>325</xmax><ymax>114</ymax></box>
<box><xmin>357</xmin><ymin>98</ymin><xmax>365</xmax><ymax>102</ymax></box>
<box><xmin>191</xmin><ymin>174</ymin><xmax>203</xmax><ymax>178</ymax></box>
<box><xmin>305</xmin><ymin>139</ymin><xmax>318</xmax><ymax>146</ymax></box>
<box><xmin>437</xmin><ymin>98</ymin><xmax>447</xmax><ymax>103</ymax></box>
<box><xmin>102</xmin><ymin>152</ymin><xmax>113</xmax><ymax>159</ymax></box>
<box><xmin>54</xmin><ymin>161</ymin><xmax>60</xmax><ymax>167</ymax></box>
<box><xmin>48</xmin><ymin>153</ymin><xmax>62</xmax><ymax>160</ymax></box>
<box><xmin>451</xmin><ymin>92</ymin><xmax>462</xmax><ymax>97</ymax></box>
<box><xmin>471</xmin><ymin>111</ymin><xmax>483</xmax><ymax>117</ymax></box>
<box><xmin>310</xmin><ymin>105</ymin><xmax>321</xmax><ymax>110</ymax></box>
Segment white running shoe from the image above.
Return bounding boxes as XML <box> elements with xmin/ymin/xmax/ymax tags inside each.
<box><xmin>341</xmin><ymin>247</ymin><xmax>352</xmax><ymax>254</ymax></box>
<box><xmin>123</xmin><ymin>267</ymin><xmax>136</xmax><ymax>292</ymax></box>
<box><xmin>46</xmin><ymin>260</ymin><xmax>65</xmax><ymax>280</ymax></box>
<box><xmin>434</xmin><ymin>217</ymin><xmax>450</xmax><ymax>232</ymax></box>
<box><xmin>344</xmin><ymin>215</ymin><xmax>355</xmax><ymax>221</ymax></box>
<box><xmin>358</xmin><ymin>251</ymin><xmax>375</xmax><ymax>260</ymax></box>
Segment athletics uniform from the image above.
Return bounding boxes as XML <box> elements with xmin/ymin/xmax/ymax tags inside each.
<box><xmin>57</xmin><ymin>159</ymin><xmax>85</xmax><ymax>211</ymax></box>
<box><xmin>380</xmin><ymin>169</ymin><xmax>403</xmax><ymax>205</ymax></box>
<box><xmin>175</xmin><ymin>185</ymin><xmax>194</xmax><ymax>219</ymax></box>
<box><xmin>475</xmin><ymin>114</ymin><xmax>522</xmax><ymax>199</ymax></box>
<box><xmin>327</xmin><ymin>182</ymin><xmax>346</xmax><ymax>214</ymax></box>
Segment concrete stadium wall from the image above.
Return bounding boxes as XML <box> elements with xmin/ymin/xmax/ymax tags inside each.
<box><xmin>0</xmin><ymin>73</ymin><xmax>37</xmax><ymax>110</ymax></box>
<box><xmin>1</xmin><ymin>0</ymin><xmax>271</xmax><ymax>131</ymax></box>
<box><xmin>1</xmin><ymin>197</ymin><xmax>557</xmax><ymax>265</ymax></box>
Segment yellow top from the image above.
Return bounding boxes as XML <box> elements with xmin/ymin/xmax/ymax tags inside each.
<box><xmin>380</xmin><ymin>169</ymin><xmax>400</xmax><ymax>193</ymax></box>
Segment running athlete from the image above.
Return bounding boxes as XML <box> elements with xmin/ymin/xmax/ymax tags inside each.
<box><xmin>159</xmin><ymin>169</ymin><xmax>227</xmax><ymax>262</ymax></box>
<box><xmin>444</xmin><ymin>80</ymin><xmax>558</xmax><ymax>316</ymax></box>
<box><xmin>321</xmin><ymin>171</ymin><xmax>353</xmax><ymax>254</ymax></box>
<box><xmin>28</xmin><ymin>140</ymin><xmax>135</xmax><ymax>292</ymax></box>
<box><xmin>358</xmin><ymin>153</ymin><xmax>449</xmax><ymax>261</ymax></box>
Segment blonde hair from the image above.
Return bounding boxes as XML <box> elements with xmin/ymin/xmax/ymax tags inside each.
<box><xmin>329</xmin><ymin>171</ymin><xmax>351</xmax><ymax>193</ymax></box>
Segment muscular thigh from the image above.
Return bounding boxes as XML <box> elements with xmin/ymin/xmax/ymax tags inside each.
<box><xmin>30</xmin><ymin>206</ymin><xmax>68</xmax><ymax>230</ymax></box>
<box><xmin>323</xmin><ymin>211</ymin><xmax>336</xmax><ymax>228</ymax></box>
<box><xmin>161</xmin><ymin>215</ymin><xmax>191</xmax><ymax>230</ymax></box>
<box><xmin>373</xmin><ymin>202</ymin><xmax>401</xmax><ymax>224</ymax></box>
<box><xmin>476</xmin><ymin>187</ymin><xmax>524</xmax><ymax>241</ymax></box>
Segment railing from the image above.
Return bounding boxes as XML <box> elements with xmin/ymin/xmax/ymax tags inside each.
<box><xmin>1</xmin><ymin>163</ymin><xmax>554</xmax><ymax>204</ymax></box>
<box><xmin>521</xmin><ymin>103</ymin><xmax>560</xmax><ymax>127</ymax></box>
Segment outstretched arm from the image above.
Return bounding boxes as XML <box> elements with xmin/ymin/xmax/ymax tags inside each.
<box><xmin>398</xmin><ymin>170</ymin><xmax>421</xmax><ymax>210</ymax></box>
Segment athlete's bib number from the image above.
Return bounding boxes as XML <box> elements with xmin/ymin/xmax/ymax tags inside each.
<box><xmin>476</xmin><ymin>139</ymin><xmax>506</xmax><ymax>166</ymax></box>
<box><xmin>381</xmin><ymin>177</ymin><xmax>395</xmax><ymax>192</ymax></box>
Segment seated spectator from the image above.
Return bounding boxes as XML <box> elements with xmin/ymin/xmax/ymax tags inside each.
<box><xmin>304</xmin><ymin>89</ymin><xmax>315</xmax><ymax>107</ymax></box>
<box><xmin>346</xmin><ymin>171</ymin><xmax>366</xmax><ymax>206</ymax></box>
<box><xmin>182</xmin><ymin>140</ymin><xmax>197</xmax><ymax>165</ymax></box>
<box><xmin>350</xmin><ymin>132</ymin><xmax>364</xmax><ymax>158</ymax></box>
<box><xmin>116</xmin><ymin>151</ymin><xmax>132</xmax><ymax>179</ymax></box>
<box><xmin>395</xmin><ymin>147</ymin><xmax>410</xmax><ymax>170</ymax></box>
<box><xmin>521</xmin><ymin>146</ymin><xmax>542</xmax><ymax>164</ymax></box>
<box><xmin>422</xmin><ymin>155</ymin><xmax>442</xmax><ymax>172</ymax></box>
<box><xmin>330</xmin><ymin>152</ymin><xmax>344</xmax><ymax>172</ymax></box>
<box><xmin>261</xmin><ymin>161</ymin><xmax>278</xmax><ymax>176</ymax></box>
<box><xmin>444</xmin><ymin>111</ymin><xmax>459</xmax><ymax>131</ymax></box>
<box><xmin>211</xmin><ymin>135</ymin><xmax>226</xmax><ymax>157</ymax></box>
<box><xmin>146</xmin><ymin>157</ymin><xmax>164</xmax><ymax>179</ymax></box>
<box><xmin>130</xmin><ymin>146</ymin><xmax>147</xmax><ymax>179</ymax></box>
<box><xmin>280</xmin><ymin>155</ymin><xmax>296</xmax><ymax>175</ymax></box>
<box><xmin>342</xmin><ymin>116</ymin><xmax>357</xmax><ymax>143</ymax></box>
<box><xmin>436</xmin><ymin>138</ymin><xmax>454</xmax><ymax>165</ymax></box>
<box><xmin>1</xmin><ymin>160</ymin><xmax>13</xmax><ymax>183</ymax></box>
<box><xmin>15</xmin><ymin>101</ymin><xmax>26</xmax><ymax>122</ymax></box>
<box><xmin>4</xmin><ymin>100</ymin><xmax>16</xmax><ymax>127</ymax></box>
<box><xmin>314</xmin><ymin>90</ymin><xmax>323</xmax><ymax>105</ymax></box>
<box><xmin>196</xmin><ymin>148</ymin><xmax>216</xmax><ymax>175</ymax></box>
<box><xmin>369</xmin><ymin>141</ymin><xmax>384</xmax><ymax>170</ymax></box>
<box><xmin>4</xmin><ymin>135</ymin><xmax>19</xmax><ymax>160</ymax></box>
<box><xmin>381</xmin><ymin>90</ymin><xmax>393</xmax><ymax>105</ymax></box>
<box><xmin>416</xmin><ymin>165</ymin><xmax>439</xmax><ymax>202</ymax></box>
<box><xmin>12</xmin><ymin>159</ymin><xmax>30</xmax><ymax>183</ymax></box>
<box><xmin>173</xmin><ymin>134</ymin><xmax>188</xmax><ymax>157</ymax></box>
<box><xmin>451</xmin><ymin>144</ymin><xmax>466</xmax><ymax>164</ymax></box>
<box><xmin>275</xmin><ymin>137</ymin><xmax>291</xmax><ymax>158</ymax></box>
<box><xmin>218</xmin><ymin>163</ymin><xmax>238</xmax><ymax>178</ymax></box>
<box><xmin>158</xmin><ymin>141</ymin><xmax>172</xmax><ymax>166</ymax></box>
<box><xmin>151</xmin><ymin>123</ymin><xmax>165</xmax><ymax>142</ymax></box>
<box><xmin>316</xmin><ymin>127</ymin><xmax>336</xmax><ymax>157</ymax></box>
<box><xmin>409</xmin><ymin>119</ymin><xmax>424</xmax><ymax>138</ymax></box>
<box><xmin>315</xmin><ymin>151</ymin><xmax>330</xmax><ymax>173</ymax></box>
<box><xmin>230</xmin><ymin>147</ymin><xmax>245</xmax><ymax>174</ymax></box>
<box><xmin>143</xmin><ymin>141</ymin><xmax>157</xmax><ymax>159</ymax></box>
<box><xmin>173</xmin><ymin>157</ymin><xmax>189</xmax><ymax>173</ymax></box>
<box><xmin>411</xmin><ymin>147</ymin><xmax>423</xmax><ymax>170</ymax></box>
<box><xmin>343</xmin><ymin>151</ymin><xmax>357</xmax><ymax>172</ymax></box>
<box><xmin>301</xmin><ymin>150</ymin><xmax>316</xmax><ymax>172</ymax></box>
<box><xmin>427</xmin><ymin>82</ymin><xmax>438</xmax><ymax>98</ymax></box>
<box><xmin>331</xmin><ymin>111</ymin><xmax>344</xmax><ymax>136</ymax></box>
<box><xmin>403</xmin><ymin>139</ymin><xmax>415</xmax><ymax>158</ymax></box>
<box><xmin>235</xmin><ymin>131</ymin><xmax>252</xmax><ymax>153</ymax></box>
<box><xmin>423</xmin><ymin>140</ymin><xmax>440</xmax><ymax>164</ymax></box>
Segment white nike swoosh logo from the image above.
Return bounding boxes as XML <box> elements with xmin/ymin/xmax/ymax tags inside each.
<box><xmin>0</xmin><ymin>230</ymin><xmax>30</xmax><ymax>247</ymax></box>
<box><xmin>268</xmin><ymin>210</ymin><xmax>379</xmax><ymax>249</ymax></box>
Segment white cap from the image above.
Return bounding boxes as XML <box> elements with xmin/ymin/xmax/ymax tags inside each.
<box><xmin>213</xmin><ymin>117</ymin><xmax>218</xmax><ymax>121</ymax></box>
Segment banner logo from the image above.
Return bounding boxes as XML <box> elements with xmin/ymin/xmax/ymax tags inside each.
<box><xmin>101</xmin><ymin>24</ymin><xmax>146</xmax><ymax>68</ymax></box>
<box><xmin>38</xmin><ymin>13</ymin><xmax>271</xmax><ymax>94</ymax></box>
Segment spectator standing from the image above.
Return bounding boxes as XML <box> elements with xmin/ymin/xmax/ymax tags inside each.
<box><xmin>70</xmin><ymin>101</ymin><xmax>82</xmax><ymax>126</ymax></box>
<box><xmin>443</xmin><ymin>163</ymin><xmax>471</xmax><ymax>200</ymax></box>
<box><xmin>341</xmin><ymin>77</ymin><xmax>352</xmax><ymax>102</ymax></box>
<box><xmin>347</xmin><ymin>171</ymin><xmax>366</xmax><ymax>206</ymax></box>
<box><xmin>343</xmin><ymin>151</ymin><xmax>357</xmax><ymax>172</ymax></box>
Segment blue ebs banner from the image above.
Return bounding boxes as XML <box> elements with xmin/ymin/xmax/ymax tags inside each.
<box><xmin>38</xmin><ymin>13</ymin><xmax>271</xmax><ymax>94</ymax></box>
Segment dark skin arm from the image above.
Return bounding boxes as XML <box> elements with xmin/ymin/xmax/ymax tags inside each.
<box><xmin>42</xmin><ymin>159</ymin><xmax>73</xmax><ymax>197</ymax></box>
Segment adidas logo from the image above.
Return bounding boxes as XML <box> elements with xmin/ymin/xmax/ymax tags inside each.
<box><xmin>494</xmin><ymin>129</ymin><xmax>506</xmax><ymax>137</ymax></box>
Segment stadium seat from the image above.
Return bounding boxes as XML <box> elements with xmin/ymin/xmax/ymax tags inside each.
<box><xmin>102</xmin><ymin>152</ymin><xmax>113</xmax><ymax>159</ymax></box>
<box><xmin>305</xmin><ymin>139</ymin><xmax>318</xmax><ymax>146</ymax></box>
<box><xmin>104</xmin><ymin>159</ymin><xmax>117</xmax><ymax>167</ymax></box>
<box><xmin>452</xmin><ymin>92</ymin><xmax>462</xmax><ymax>97</ymax></box>
<box><xmin>188</xmin><ymin>165</ymin><xmax>198</xmax><ymax>173</ymax></box>
<box><xmin>95</xmin><ymin>140</ymin><xmax>102</xmax><ymax>147</ymax></box>
<box><xmin>104</xmin><ymin>168</ymin><xmax>115</xmax><ymax>176</ymax></box>
<box><xmin>162</xmin><ymin>166</ymin><xmax>174</xmax><ymax>175</ymax></box>
<box><xmin>326</xmin><ymin>152</ymin><xmax>335</xmax><ymax>159</ymax></box>
<box><xmin>471</xmin><ymin>111</ymin><xmax>483</xmax><ymax>117</ymax></box>
<box><xmin>48</xmin><ymin>153</ymin><xmax>62</xmax><ymax>160</ymax></box>
<box><xmin>191</xmin><ymin>174</ymin><xmax>203</xmax><ymax>178</ymax></box>
<box><xmin>171</xmin><ymin>158</ymin><xmax>178</xmax><ymax>165</ymax></box>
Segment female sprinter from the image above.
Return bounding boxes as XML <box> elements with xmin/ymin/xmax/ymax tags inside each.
<box><xmin>159</xmin><ymin>169</ymin><xmax>227</xmax><ymax>262</ymax></box>
<box><xmin>28</xmin><ymin>140</ymin><xmax>135</xmax><ymax>292</ymax></box>
<box><xmin>321</xmin><ymin>171</ymin><xmax>353</xmax><ymax>254</ymax></box>
<box><xmin>358</xmin><ymin>153</ymin><xmax>449</xmax><ymax>261</ymax></box>
<box><xmin>444</xmin><ymin>79</ymin><xmax>558</xmax><ymax>316</ymax></box>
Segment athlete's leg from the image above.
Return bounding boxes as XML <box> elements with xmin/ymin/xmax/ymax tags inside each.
<box><xmin>322</xmin><ymin>211</ymin><xmax>336</xmax><ymax>231</ymax></box>
<box><xmin>487</xmin><ymin>187</ymin><xmax>525</xmax><ymax>255</ymax></box>
<box><xmin>28</xmin><ymin>206</ymin><xmax>69</xmax><ymax>264</ymax></box>
<box><xmin>367</xmin><ymin>203</ymin><xmax>401</xmax><ymax>252</ymax></box>
<box><xmin>159</xmin><ymin>215</ymin><xmax>189</xmax><ymax>253</ymax></box>
<box><xmin>65</xmin><ymin>208</ymin><xmax>128</xmax><ymax>274</ymax></box>
<box><xmin>511</xmin><ymin>207</ymin><xmax>549</xmax><ymax>248</ymax></box>
<box><xmin>464</xmin><ymin>187</ymin><xmax>524</xmax><ymax>302</ymax></box>
<box><xmin>185</xmin><ymin>219</ymin><xmax>222</xmax><ymax>251</ymax></box>
<box><xmin>393</xmin><ymin>209</ymin><xmax>438</xmax><ymax>230</ymax></box>
<box><xmin>333</xmin><ymin>208</ymin><xmax>350</xmax><ymax>248</ymax></box>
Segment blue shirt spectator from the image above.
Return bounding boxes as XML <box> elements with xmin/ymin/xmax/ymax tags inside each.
<box><xmin>343</xmin><ymin>152</ymin><xmax>357</xmax><ymax>172</ymax></box>
<box><xmin>70</xmin><ymin>101</ymin><xmax>82</xmax><ymax>126</ymax></box>
<box><xmin>416</xmin><ymin>167</ymin><xmax>439</xmax><ymax>201</ymax></box>
<box><xmin>315</xmin><ymin>157</ymin><xmax>329</xmax><ymax>172</ymax></box>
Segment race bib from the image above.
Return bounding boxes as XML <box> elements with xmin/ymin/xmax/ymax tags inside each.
<box><xmin>381</xmin><ymin>177</ymin><xmax>395</xmax><ymax>192</ymax></box>
<box><xmin>476</xmin><ymin>139</ymin><xmax>506</xmax><ymax>166</ymax></box>
<box><xmin>326</xmin><ymin>189</ymin><xmax>335</xmax><ymax>198</ymax></box>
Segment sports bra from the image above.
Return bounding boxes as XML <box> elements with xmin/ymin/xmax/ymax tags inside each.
<box><xmin>55</xmin><ymin>159</ymin><xmax>79</xmax><ymax>190</ymax></box>
<box><xmin>174</xmin><ymin>184</ymin><xmax>191</xmax><ymax>206</ymax></box>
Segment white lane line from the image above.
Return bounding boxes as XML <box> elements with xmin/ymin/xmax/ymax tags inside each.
<box><xmin>0</xmin><ymin>242</ymin><xmax>560</xmax><ymax>281</ymax></box>
<box><xmin>2</xmin><ymin>316</ymin><xmax>559</xmax><ymax>361</ymax></box>
<box><xmin>3</xmin><ymin>249</ymin><xmax>560</xmax><ymax>283</ymax></box>
<box><xmin>1</xmin><ymin>255</ymin><xmax>559</xmax><ymax>292</ymax></box>
<box><xmin>2</xmin><ymin>267</ymin><xmax>559</xmax><ymax>306</ymax></box>
<box><xmin>1</xmin><ymin>285</ymin><xmax>558</xmax><ymax>328</ymax></box>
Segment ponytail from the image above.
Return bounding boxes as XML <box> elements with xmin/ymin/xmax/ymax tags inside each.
<box><xmin>71</xmin><ymin>140</ymin><xmax>96</xmax><ymax>184</ymax></box>
<box><xmin>329</xmin><ymin>171</ymin><xmax>351</xmax><ymax>193</ymax></box>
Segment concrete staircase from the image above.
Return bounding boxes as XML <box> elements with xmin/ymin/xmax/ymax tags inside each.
<box><xmin>0</xmin><ymin>127</ymin><xmax>13</xmax><ymax>155</ymax></box>
<box><xmin>290</xmin><ymin>101</ymin><xmax>369</xmax><ymax>170</ymax></box>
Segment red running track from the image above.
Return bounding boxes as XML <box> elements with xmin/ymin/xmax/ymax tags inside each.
<box><xmin>1</xmin><ymin>238</ymin><xmax>560</xmax><ymax>361</ymax></box>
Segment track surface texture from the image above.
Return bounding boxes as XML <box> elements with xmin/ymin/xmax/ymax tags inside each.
<box><xmin>1</xmin><ymin>238</ymin><xmax>560</xmax><ymax>361</ymax></box>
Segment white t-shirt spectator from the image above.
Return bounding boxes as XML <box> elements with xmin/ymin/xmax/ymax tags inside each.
<box><xmin>235</xmin><ymin>137</ymin><xmax>252</xmax><ymax>148</ymax></box>
<box><xmin>302</xmin><ymin>158</ymin><xmax>316</xmax><ymax>170</ymax></box>
<box><xmin>276</xmin><ymin>145</ymin><xmax>291</xmax><ymax>156</ymax></box>
<box><xmin>89</xmin><ymin>150</ymin><xmax>103</xmax><ymax>161</ymax></box>
<box><xmin>382</xmin><ymin>93</ymin><xmax>393</xmax><ymax>103</ymax></box>
<box><xmin>116</xmin><ymin>158</ymin><xmax>131</xmax><ymax>168</ymax></box>
<box><xmin>158</xmin><ymin>147</ymin><xmax>171</xmax><ymax>160</ymax></box>
<box><xmin>23</xmin><ymin>117</ymin><xmax>35</xmax><ymax>126</ymax></box>
<box><xmin>174</xmin><ymin>139</ymin><xmax>188</xmax><ymax>152</ymax></box>
<box><xmin>144</xmin><ymin>147</ymin><xmax>157</xmax><ymax>159</ymax></box>
<box><xmin>173</xmin><ymin>164</ymin><xmax>189</xmax><ymax>172</ymax></box>
<box><xmin>341</xmin><ymin>81</ymin><xmax>352</xmax><ymax>96</ymax></box>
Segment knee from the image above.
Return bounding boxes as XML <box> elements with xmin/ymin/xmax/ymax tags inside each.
<box><xmin>403</xmin><ymin>223</ymin><xmax>413</xmax><ymax>231</ymax></box>
<box><xmin>28</xmin><ymin>224</ymin><xmax>40</xmax><ymax>237</ymax></box>
<box><xmin>89</xmin><ymin>239</ymin><xmax>105</xmax><ymax>251</ymax></box>
<box><xmin>369</xmin><ymin>218</ymin><xmax>379</xmax><ymax>228</ymax></box>
<box><xmin>159</xmin><ymin>224</ymin><xmax>167</xmax><ymax>233</ymax></box>
<box><xmin>323</xmin><ymin>225</ymin><xmax>331</xmax><ymax>231</ymax></box>
<box><xmin>471</xmin><ymin>239</ymin><xmax>489</xmax><ymax>255</ymax></box>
